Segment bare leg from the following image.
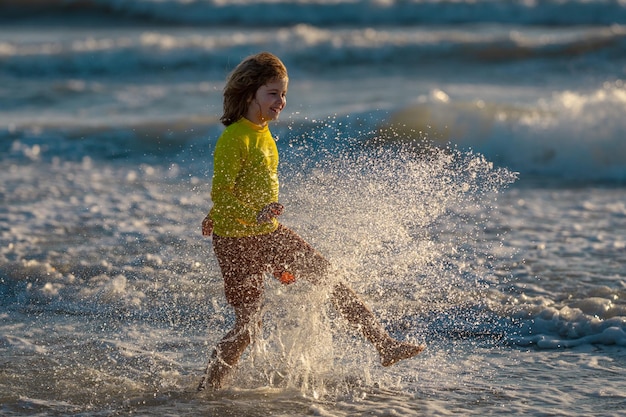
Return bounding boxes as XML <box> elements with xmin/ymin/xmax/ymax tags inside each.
<box><xmin>331</xmin><ymin>282</ymin><xmax>425</xmax><ymax>366</ymax></box>
<box><xmin>198</xmin><ymin>304</ymin><xmax>260</xmax><ymax>391</ymax></box>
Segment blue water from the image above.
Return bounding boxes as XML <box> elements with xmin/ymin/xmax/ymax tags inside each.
<box><xmin>1</xmin><ymin>1</ymin><xmax>626</xmax><ymax>416</ymax></box>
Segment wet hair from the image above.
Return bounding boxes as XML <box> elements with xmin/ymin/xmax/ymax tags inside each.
<box><xmin>220</xmin><ymin>52</ymin><xmax>288</xmax><ymax>126</ymax></box>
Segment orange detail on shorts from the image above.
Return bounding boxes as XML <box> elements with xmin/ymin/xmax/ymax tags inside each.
<box><xmin>278</xmin><ymin>271</ymin><xmax>295</xmax><ymax>285</ymax></box>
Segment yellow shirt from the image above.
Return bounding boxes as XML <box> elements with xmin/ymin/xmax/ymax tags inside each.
<box><xmin>209</xmin><ymin>118</ymin><xmax>279</xmax><ymax>237</ymax></box>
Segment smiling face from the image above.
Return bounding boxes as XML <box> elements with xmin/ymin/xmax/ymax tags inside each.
<box><xmin>245</xmin><ymin>77</ymin><xmax>288</xmax><ymax>127</ymax></box>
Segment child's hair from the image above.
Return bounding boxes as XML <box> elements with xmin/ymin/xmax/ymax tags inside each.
<box><xmin>221</xmin><ymin>52</ymin><xmax>288</xmax><ymax>126</ymax></box>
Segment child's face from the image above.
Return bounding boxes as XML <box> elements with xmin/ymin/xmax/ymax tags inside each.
<box><xmin>246</xmin><ymin>77</ymin><xmax>288</xmax><ymax>126</ymax></box>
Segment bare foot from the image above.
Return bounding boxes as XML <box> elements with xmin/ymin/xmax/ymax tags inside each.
<box><xmin>197</xmin><ymin>360</ymin><xmax>231</xmax><ymax>391</ymax></box>
<box><xmin>380</xmin><ymin>341</ymin><xmax>426</xmax><ymax>367</ymax></box>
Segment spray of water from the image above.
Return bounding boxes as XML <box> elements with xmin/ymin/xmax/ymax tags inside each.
<box><xmin>224</xmin><ymin>118</ymin><xmax>518</xmax><ymax>397</ymax></box>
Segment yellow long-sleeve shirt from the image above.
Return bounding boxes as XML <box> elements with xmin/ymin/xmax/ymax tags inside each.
<box><xmin>209</xmin><ymin>117</ymin><xmax>280</xmax><ymax>237</ymax></box>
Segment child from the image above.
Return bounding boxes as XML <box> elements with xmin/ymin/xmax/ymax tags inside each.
<box><xmin>198</xmin><ymin>52</ymin><xmax>424</xmax><ymax>391</ymax></box>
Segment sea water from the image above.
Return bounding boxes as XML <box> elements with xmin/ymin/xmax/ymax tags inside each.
<box><xmin>1</xmin><ymin>1</ymin><xmax>626</xmax><ymax>416</ymax></box>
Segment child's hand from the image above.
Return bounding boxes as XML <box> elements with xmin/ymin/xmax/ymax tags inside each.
<box><xmin>256</xmin><ymin>202</ymin><xmax>284</xmax><ymax>224</ymax></box>
<box><xmin>201</xmin><ymin>215</ymin><xmax>213</xmax><ymax>236</ymax></box>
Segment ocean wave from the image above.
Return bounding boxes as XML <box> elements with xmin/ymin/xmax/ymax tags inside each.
<box><xmin>384</xmin><ymin>82</ymin><xmax>626</xmax><ymax>183</ymax></box>
<box><xmin>3</xmin><ymin>0</ymin><xmax>626</xmax><ymax>27</ymax></box>
<box><xmin>3</xmin><ymin>77</ymin><xmax>626</xmax><ymax>184</ymax></box>
<box><xmin>2</xmin><ymin>24</ymin><xmax>624</xmax><ymax>77</ymax></box>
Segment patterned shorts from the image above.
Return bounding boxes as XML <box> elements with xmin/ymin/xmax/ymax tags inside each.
<box><xmin>212</xmin><ymin>224</ymin><xmax>330</xmax><ymax>308</ymax></box>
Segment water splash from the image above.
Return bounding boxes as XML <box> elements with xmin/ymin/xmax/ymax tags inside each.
<box><xmin>228</xmin><ymin>119</ymin><xmax>518</xmax><ymax>397</ymax></box>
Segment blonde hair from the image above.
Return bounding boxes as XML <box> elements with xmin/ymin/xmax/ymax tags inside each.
<box><xmin>221</xmin><ymin>52</ymin><xmax>288</xmax><ymax>126</ymax></box>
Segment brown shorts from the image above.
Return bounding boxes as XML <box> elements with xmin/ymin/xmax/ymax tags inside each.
<box><xmin>212</xmin><ymin>224</ymin><xmax>330</xmax><ymax>308</ymax></box>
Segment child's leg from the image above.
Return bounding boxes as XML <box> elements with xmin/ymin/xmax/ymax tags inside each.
<box><xmin>331</xmin><ymin>282</ymin><xmax>425</xmax><ymax>366</ymax></box>
<box><xmin>199</xmin><ymin>235</ymin><xmax>266</xmax><ymax>391</ymax></box>
<box><xmin>268</xmin><ymin>226</ymin><xmax>425</xmax><ymax>366</ymax></box>
<box><xmin>198</xmin><ymin>302</ymin><xmax>261</xmax><ymax>391</ymax></box>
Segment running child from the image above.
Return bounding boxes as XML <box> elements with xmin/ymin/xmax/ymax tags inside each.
<box><xmin>198</xmin><ymin>52</ymin><xmax>425</xmax><ymax>391</ymax></box>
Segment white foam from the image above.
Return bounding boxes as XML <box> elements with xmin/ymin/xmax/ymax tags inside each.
<box><xmin>389</xmin><ymin>81</ymin><xmax>626</xmax><ymax>182</ymax></box>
